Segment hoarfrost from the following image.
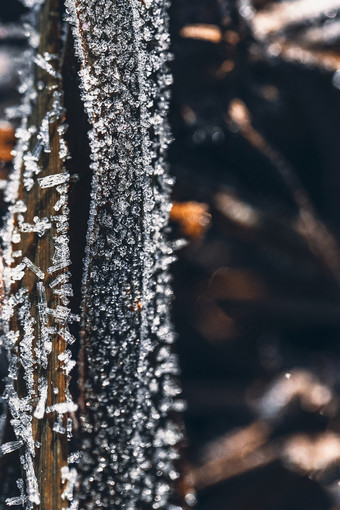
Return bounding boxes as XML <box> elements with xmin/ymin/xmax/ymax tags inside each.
<box><xmin>0</xmin><ymin>440</ymin><xmax>23</xmax><ymax>456</ymax></box>
<box><xmin>33</xmin><ymin>381</ymin><xmax>48</xmax><ymax>419</ymax></box>
<box><xmin>5</xmin><ymin>497</ymin><xmax>25</xmax><ymax>507</ymax></box>
<box><xmin>20</xmin><ymin>216</ymin><xmax>51</xmax><ymax>237</ymax></box>
<box><xmin>61</xmin><ymin>466</ymin><xmax>78</xmax><ymax>501</ymax></box>
<box><xmin>22</xmin><ymin>257</ymin><xmax>44</xmax><ymax>280</ymax></box>
<box><xmin>38</xmin><ymin>172</ymin><xmax>69</xmax><ymax>189</ymax></box>
<box><xmin>33</xmin><ymin>53</ymin><xmax>62</xmax><ymax>80</ymax></box>
<box><xmin>66</xmin><ymin>0</ymin><xmax>183</xmax><ymax>507</ymax></box>
<box><xmin>46</xmin><ymin>402</ymin><xmax>78</xmax><ymax>414</ymax></box>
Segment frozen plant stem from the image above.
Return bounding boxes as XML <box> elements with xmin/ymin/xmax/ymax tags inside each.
<box><xmin>65</xmin><ymin>0</ymin><xmax>185</xmax><ymax>508</ymax></box>
<box><xmin>2</xmin><ymin>0</ymin><xmax>76</xmax><ymax>508</ymax></box>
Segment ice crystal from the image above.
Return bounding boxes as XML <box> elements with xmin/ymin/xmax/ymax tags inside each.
<box><xmin>53</xmin><ymin>283</ymin><xmax>74</xmax><ymax>305</ymax></box>
<box><xmin>5</xmin><ymin>497</ymin><xmax>25</xmax><ymax>507</ymax></box>
<box><xmin>33</xmin><ymin>53</ymin><xmax>62</xmax><ymax>80</ymax></box>
<box><xmin>49</xmin><ymin>271</ymin><xmax>71</xmax><ymax>288</ymax></box>
<box><xmin>53</xmin><ymin>417</ymin><xmax>66</xmax><ymax>435</ymax></box>
<box><xmin>20</xmin><ymin>216</ymin><xmax>52</xmax><ymax>237</ymax></box>
<box><xmin>47</xmin><ymin>258</ymin><xmax>71</xmax><ymax>274</ymax></box>
<box><xmin>33</xmin><ymin>380</ymin><xmax>48</xmax><ymax>419</ymax></box>
<box><xmin>38</xmin><ymin>171</ymin><xmax>69</xmax><ymax>189</ymax></box>
<box><xmin>58</xmin><ymin>350</ymin><xmax>76</xmax><ymax>375</ymax></box>
<box><xmin>66</xmin><ymin>0</ymin><xmax>183</xmax><ymax>508</ymax></box>
<box><xmin>68</xmin><ymin>451</ymin><xmax>81</xmax><ymax>464</ymax></box>
<box><xmin>46</xmin><ymin>402</ymin><xmax>78</xmax><ymax>414</ymax></box>
<box><xmin>22</xmin><ymin>257</ymin><xmax>44</xmax><ymax>280</ymax></box>
<box><xmin>61</xmin><ymin>466</ymin><xmax>77</xmax><ymax>502</ymax></box>
<box><xmin>23</xmin><ymin>152</ymin><xmax>41</xmax><ymax>191</ymax></box>
<box><xmin>0</xmin><ymin>440</ymin><xmax>24</xmax><ymax>456</ymax></box>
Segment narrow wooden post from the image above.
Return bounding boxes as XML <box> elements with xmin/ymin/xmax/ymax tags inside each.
<box><xmin>4</xmin><ymin>1</ymin><xmax>74</xmax><ymax>508</ymax></box>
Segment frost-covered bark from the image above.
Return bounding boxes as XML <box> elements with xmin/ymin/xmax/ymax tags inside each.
<box><xmin>1</xmin><ymin>1</ymin><xmax>78</xmax><ymax>508</ymax></box>
<box><xmin>65</xmin><ymin>1</ymin><xmax>184</xmax><ymax>509</ymax></box>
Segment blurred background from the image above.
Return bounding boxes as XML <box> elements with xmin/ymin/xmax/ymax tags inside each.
<box><xmin>3</xmin><ymin>1</ymin><xmax>340</xmax><ymax>509</ymax></box>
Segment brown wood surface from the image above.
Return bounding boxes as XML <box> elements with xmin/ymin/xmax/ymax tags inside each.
<box><xmin>9</xmin><ymin>1</ymin><xmax>70</xmax><ymax>508</ymax></box>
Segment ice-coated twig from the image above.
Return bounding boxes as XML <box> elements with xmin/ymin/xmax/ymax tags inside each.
<box><xmin>1</xmin><ymin>0</ymin><xmax>78</xmax><ymax>507</ymax></box>
<box><xmin>66</xmin><ymin>0</ymin><xmax>184</xmax><ymax>508</ymax></box>
<box><xmin>22</xmin><ymin>452</ymin><xmax>40</xmax><ymax>505</ymax></box>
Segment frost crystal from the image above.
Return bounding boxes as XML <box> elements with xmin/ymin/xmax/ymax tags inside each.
<box><xmin>47</xmin><ymin>259</ymin><xmax>72</xmax><ymax>274</ymax></box>
<box><xmin>33</xmin><ymin>381</ymin><xmax>48</xmax><ymax>419</ymax></box>
<box><xmin>22</xmin><ymin>257</ymin><xmax>45</xmax><ymax>280</ymax></box>
<box><xmin>38</xmin><ymin>172</ymin><xmax>69</xmax><ymax>189</ymax></box>
<box><xmin>66</xmin><ymin>0</ymin><xmax>183</xmax><ymax>508</ymax></box>
<box><xmin>46</xmin><ymin>402</ymin><xmax>78</xmax><ymax>414</ymax></box>
<box><xmin>20</xmin><ymin>216</ymin><xmax>52</xmax><ymax>237</ymax></box>
<box><xmin>33</xmin><ymin>53</ymin><xmax>62</xmax><ymax>80</ymax></box>
<box><xmin>1</xmin><ymin>440</ymin><xmax>24</xmax><ymax>456</ymax></box>
<box><xmin>61</xmin><ymin>466</ymin><xmax>78</xmax><ymax>502</ymax></box>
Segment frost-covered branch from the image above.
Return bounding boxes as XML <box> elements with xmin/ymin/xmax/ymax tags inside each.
<box><xmin>65</xmin><ymin>0</ymin><xmax>185</xmax><ymax>508</ymax></box>
<box><xmin>1</xmin><ymin>0</ymin><xmax>77</xmax><ymax>508</ymax></box>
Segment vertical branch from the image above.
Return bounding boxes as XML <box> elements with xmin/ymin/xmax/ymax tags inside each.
<box><xmin>2</xmin><ymin>1</ymin><xmax>77</xmax><ymax>508</ymax></box>
<box><xmin>65</xmin><ymin>0</ymin><xmax>186</xmax><ymax>508</ymax></box>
